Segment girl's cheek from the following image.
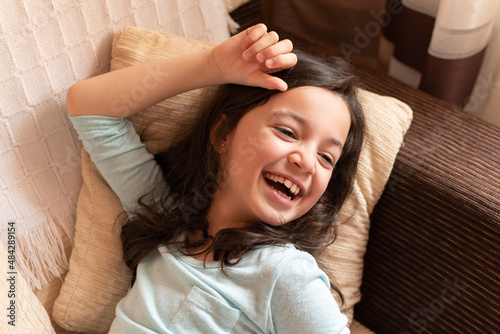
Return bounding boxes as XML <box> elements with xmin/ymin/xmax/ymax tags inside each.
<box><xmin>254</xmin><ymin>130</ymin><xmax>275</xmax><ymax>150</ymax></box>
<box><xmin>234</xmin><ymin>130</ymin><xmax>271</xmax><ymax>162</ymax></box>
<box><xmin>226</xmin><ymin>159</ymin><xmax>243</xmax><ymax>177</ymax></box>
<box><xmin>318</xmin><ymin>173</ymin><xmax>332</xmax><ymax>196</ymax></box>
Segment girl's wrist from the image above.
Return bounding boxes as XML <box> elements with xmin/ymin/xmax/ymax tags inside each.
<box><xmin>199</xmin><ymin>47</ymin><xmax>227</xmax><ymax>87</ymax></box>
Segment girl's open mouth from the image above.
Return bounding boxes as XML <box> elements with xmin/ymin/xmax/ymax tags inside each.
<box><xmin>264</xmin><ymin>172</ymin><xmax>301</xmax><ymax>201</ymax></box>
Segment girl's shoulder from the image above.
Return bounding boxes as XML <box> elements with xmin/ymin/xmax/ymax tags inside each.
<box><xmin>246</xmin><ymin>244</ymin><xmax>323</xmax><ymax>278</ymax></box>
<box><xmin>258</xmin><ymin>245</ymin><xmax>332</xmax><ymax>292</ymax></box>
<box><xmin>253</xmin><ymin>243</ymin><xmax>311</xmax><ymax>260</ymax></box>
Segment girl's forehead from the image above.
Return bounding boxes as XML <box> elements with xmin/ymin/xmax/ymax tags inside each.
<box><xmin>270</xmin><ymin>86</ymin><xmax>340</xmax><ymax>106</ymax></box>
<box><xmin>255</xmin><ymin>87</ymin><xmax>347</xmax><ymax>118</ymax></box>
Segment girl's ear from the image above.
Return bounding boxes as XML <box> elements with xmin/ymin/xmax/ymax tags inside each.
<box><xmin>211</xmin><ymin>114</ymin><xmax>229</xmax><ymax>154</ymax></box>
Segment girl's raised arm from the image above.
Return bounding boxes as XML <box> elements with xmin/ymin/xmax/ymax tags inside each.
<box><xmin>66</xmin><ymin>24</ymin><xmax>296</xmax><ymax>117</ymax></box>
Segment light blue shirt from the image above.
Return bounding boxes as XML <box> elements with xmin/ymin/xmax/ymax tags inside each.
<box><xmin>70</xmin><ymin>115</ymin><xmax>349</xmax><ymax>334</ymax></box>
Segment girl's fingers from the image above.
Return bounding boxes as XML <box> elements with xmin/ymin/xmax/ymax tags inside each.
<box><xmin>236</xmin><ymin>23</ymin><xmax>296</xmax><ymax>91</ymax></box>
<box><xmin>257</xmin><ymin>39</ymin><xmax>293</xmax><ymax>64</ymax></box>
<box><xmin>240</xmin><ymin>24</ymin><xmax>268</xmax><ymax>50</ymax></box>
<box><xmin>248</xmin><ymin>72</ymin><xmax>288</xmax><ymax>92</ymax></box>
<box><xmin>267</xmin><ymin>77</ymin><xmax>288</xmax><ymax>92</ymax></box>
<box><xmin>265</xmin><ymin>53</ymin><xmax>298</xmax><ymax>70</ymax></box>
<box><xmin>243</xmin><ymin>31</ymin><xmax>279</xmax><ymax>61</ymax></box>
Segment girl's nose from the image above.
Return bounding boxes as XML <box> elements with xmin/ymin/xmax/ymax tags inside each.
<box><xmin>288</xmin><ymin>149</ymin><xmax>315</xmax><ymax>175</ymax></box>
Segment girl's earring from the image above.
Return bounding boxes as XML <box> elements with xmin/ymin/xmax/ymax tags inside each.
<box><xmin>217</xmin><ymin>142</ymin><xmax>227</xmax><ymax>154</ymax></box>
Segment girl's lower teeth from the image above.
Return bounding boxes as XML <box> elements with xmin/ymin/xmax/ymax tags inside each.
<box><xmin>276</xmin><ymin>189</ymin><xmax>291</xmax><ymax>200</ymax></box>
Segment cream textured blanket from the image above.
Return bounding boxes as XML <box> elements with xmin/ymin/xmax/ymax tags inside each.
<box><xmin>0</xmin><ymin>0</ymin><xmax>236</xmax><ymax>291</ymax></box>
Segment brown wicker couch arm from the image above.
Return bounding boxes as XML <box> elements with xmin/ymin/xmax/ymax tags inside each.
<box><xmin>354</xmin><ymin>65</ymin><xmax>500</xmax><ymax>333</ymax></box>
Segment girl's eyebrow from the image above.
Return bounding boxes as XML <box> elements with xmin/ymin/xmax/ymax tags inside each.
<box><xmin>272</xmin><ymin>110</ymin><xmax>307</xmax><ymax>125</ymax></box>
<box><xmin>272</xmin><ymin>111</ymin><xmax>344</xmax><ymax>150</ymax></box>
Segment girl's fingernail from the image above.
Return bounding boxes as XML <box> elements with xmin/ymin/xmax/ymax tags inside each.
<box><xmin>266</xmin><ymin>59</ymin><xmax>274</xmax><ymax>67</ymax></box>
<box><xmin>257</xmin><ymin>53</ymin><xmax>265</xmax><ymax>62</ymax></box>
<box><xmin>243</xmin><ymin>51</ymin><xmax>251</xmax><ymax>60</ymax></box>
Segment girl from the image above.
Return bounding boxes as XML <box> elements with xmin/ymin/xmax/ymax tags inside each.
<box><xmin>67</xmin><ymin>24</ymin><xmax>364</xmax><ymax>333</ymax></box>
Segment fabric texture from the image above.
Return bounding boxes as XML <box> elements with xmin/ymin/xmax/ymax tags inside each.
<box><xmin>351</xmin><ymin>61</ymin><xmax>500</xmax><ymax>333</ymax></box>
<box><xmin>110</xmin><ymin>245</ymin><xmax>349</xmax><ymax>334</ymax></box>
<box><xmin>0</xmin><ymin>0</ymin><xmax>234</xmax><ymax>292</ymax></box>
<box><xmin>53</xmin><ymin>27</ymin><xmax>412</xmax><ymax>333</ymax></box>
<box><xmin>0</xmin><ymin>242</ymin><xmax>55</xmax><ymax>333</ymax></box>
<box><xmin>464</xmin><ymin>4</ymin><xmax>500</xmax><ymax>127</ymax></box>
<box><xmin>68</xmin><ymin>116</ymin><xmax>167</xmax><ymax>214</ymax></box>
<box><xmin>383</xmin><ymin>0</ymin><xmax>499</xmax><ymax>109</ymax></box>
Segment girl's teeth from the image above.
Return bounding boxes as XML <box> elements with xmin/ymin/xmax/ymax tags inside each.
<box><xmin>264</xmin><ymin>172</ymin><xmax>300</xmax><ymax>197</ymax></box>
<box><xmin>276</xmin><ymin>190</ymin><xmax>291</xmax><ymax>200</ymax></box>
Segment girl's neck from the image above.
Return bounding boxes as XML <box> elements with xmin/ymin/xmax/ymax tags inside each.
<box><xmin>186</xmin><ymin>192</ymin><xmax>248</xmax><ymax>262</ymax></box>
<box><xmin>205</xmin><ymin>194</ymin><xmax>247</xmax><ymax>236</ymax></box>
<box><xmin>189</xmin><ymin>246</ymin><xmax>215</xmax><ymax>262</ymax></box>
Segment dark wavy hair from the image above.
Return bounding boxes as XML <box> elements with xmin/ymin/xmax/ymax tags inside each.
<box><xmin>121</xmin><ymin>50</ymin><xmax>365</xmax><ymax>299</ymax></box>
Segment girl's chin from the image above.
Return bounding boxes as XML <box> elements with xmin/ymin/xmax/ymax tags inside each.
<box><xmin>256</xmin><ymin>209</ymin><xmax>304</xmax><ymax>227</ymax></box>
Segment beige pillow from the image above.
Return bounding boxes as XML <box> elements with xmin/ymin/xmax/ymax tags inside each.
<box><xmin>53</xmin><ymin>27</ymin><xmax>412</xmax><ymax>333</ymax></box>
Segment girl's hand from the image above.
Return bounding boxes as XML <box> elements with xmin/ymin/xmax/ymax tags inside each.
<box><xmin>66</xmin><ymin>24</ymin><xmax>296</xmax><ymax>117</ymax></box>
<box><xmin>211</xmin><ymin>24</ymin><xmax>297</xmax><ymax>91</ymax></box>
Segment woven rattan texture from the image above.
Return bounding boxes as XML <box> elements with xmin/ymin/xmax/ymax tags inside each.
<box><xmin>354</xmin><ymin>65</ymin><xmax>500</xmax><ymax>333</ymax></box>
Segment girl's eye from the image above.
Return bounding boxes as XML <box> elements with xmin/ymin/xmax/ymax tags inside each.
<box><xmin>275</xmin><ymin>127</ymin><xmax>295</xmax><ymax>138</ymax></box>
<box><xmin>319</xmin><ymin>153</ymin><xmax>334</xmax><ymax>166</ymax></box>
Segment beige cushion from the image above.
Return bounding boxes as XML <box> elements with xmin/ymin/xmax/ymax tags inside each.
<box><xmin>53</xmin><ymin>27</ymin><xmax>412</xmax><ymax>332</ymax></box>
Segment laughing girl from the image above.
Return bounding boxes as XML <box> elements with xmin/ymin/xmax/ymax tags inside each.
<box><xmin>67</xmin><ymin>23</ymin><xmax>364</xmax><ymax>333</ymax></box>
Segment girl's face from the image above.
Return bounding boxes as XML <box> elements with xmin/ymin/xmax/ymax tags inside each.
<box><xmin>210</xmin><ymin>86</ymin><xmax>351</xmax><ymax>228</ymax></box>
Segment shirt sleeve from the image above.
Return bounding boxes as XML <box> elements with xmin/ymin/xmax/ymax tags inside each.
<box><xmin>271</xmin><ymin>255</ymin><xmax>350</xmax><ymax>334</ymax></box>
<box><xmin>70</xmin><ymin>115</ymin><xmax>169</xmax><ymax>214</ymax></box>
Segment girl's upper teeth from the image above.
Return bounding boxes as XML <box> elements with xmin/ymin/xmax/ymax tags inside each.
<box><xmin>265</xmin><ymin>172</ymin><xmax>300</xmax><ymax>196</ymax></box>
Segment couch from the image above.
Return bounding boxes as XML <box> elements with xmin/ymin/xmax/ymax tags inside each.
<box><xmin>1</xmin><ymin>1</ymin><xmax>498</xmax><ymax>333</ymax></box>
